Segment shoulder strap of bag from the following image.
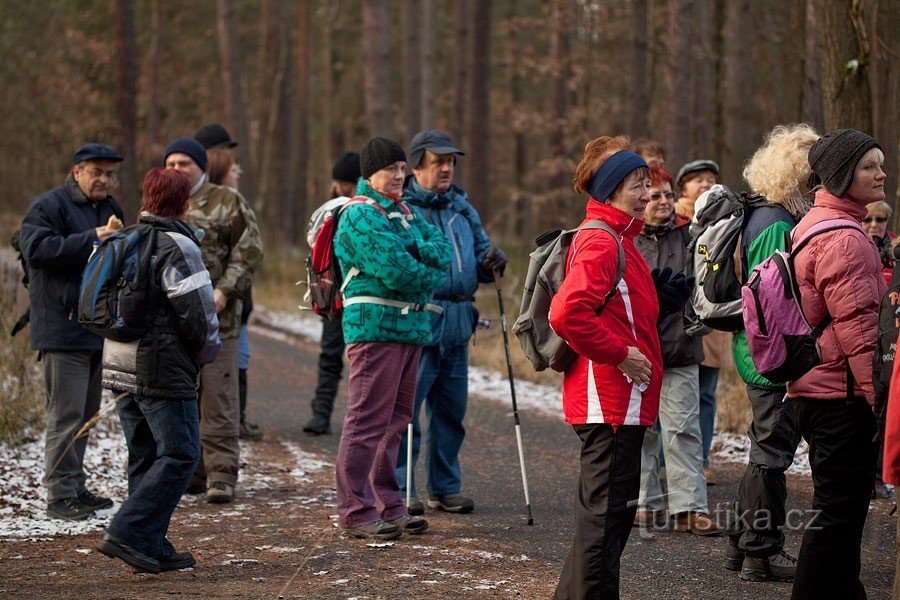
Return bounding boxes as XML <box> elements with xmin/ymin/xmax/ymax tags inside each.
<box><xmin>570</xmin><ymin>220</ymin><xmax>626</xmax><ymax>311</ymax></box>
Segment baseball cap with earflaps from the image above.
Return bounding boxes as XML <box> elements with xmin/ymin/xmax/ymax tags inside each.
<box><xmin>807</xmin><ymin>129</ymin><xmax>880</xmax><ymax>198</ymax></box>
<box><xmin>408</xmin><ymin>130</ymin><xmax>464</xmax><ymax>170</ymax></box>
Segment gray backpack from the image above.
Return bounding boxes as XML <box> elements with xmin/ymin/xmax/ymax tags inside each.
<box><xmin>512</xmin><ymin>221</ymin><xmax>625</xmax><ymax>372</ymax></box>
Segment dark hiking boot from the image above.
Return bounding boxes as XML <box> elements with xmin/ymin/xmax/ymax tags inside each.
<box><xmin>343</xmin><ymin>520</ymin><xmax>402</xmax><ymax>541</ymax></box>
<box><xmin>725</xmin><ymin>540</ymin><xmax>744</xmax><ymax>572</ymax></box>
<box><xmin>428</xmin><ymin>494</ymin><xmax>475</xmax><ymax>514</ymax></box>
<box><xmin>387</xmin><ymin>514</ymin><xmax>429</xmax><ymax>535</ymax></box>
<box><xmin>406</xmin><ymin>497</ymin><xmax>425</xmax><ymax>516</ymax></box>
<box><xmin>239</xmin><ymin>421</ymin><xmax>263</xmax><ymax>441</ymax></box>
<box><xmin>303</xmin><ymin>414</ymin><xmax>331</xmax><ymax>435</ymax></box>
<box><xmin>97</xmin><ymin>534</ymin><xmax>161</xmax><ymax>574</ymax></box>
<box><xmin>184</xmin><ymin>481</ymin><xmax>206</xmax><ymax>495</ymax></box>
<box><xmin>158</xmin><ymin>551</ymin><xmax>196</xmax><ymax>572</ymax></box>
<box><xmin>47</xmin><ymin>497</ymin><xmax>95</xmax><ymax>521</ymax></box>
<box><xmin>740</xmin><ymin>549</ymin><xmax>797</xmax><ymax>582</ymax></box>
<box><xmin>206</xmin><ymin>481</ymin><xmax>235</xmax><ymax>504</ymax></box>
<box><xmin>78</xmin><ymin>490</ymin><xmax>113</xmax><ymax>511</ymax></box>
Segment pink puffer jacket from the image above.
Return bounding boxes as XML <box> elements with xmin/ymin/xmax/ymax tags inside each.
<box><xmin>786</xmin><ymin>190</ymin><xmax>886</xmax><ymax>405</ymax></box>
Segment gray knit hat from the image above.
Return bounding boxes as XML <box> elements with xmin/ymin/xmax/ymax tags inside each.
<box><xmin>675</xmin><ymin>159</ymin><xmax>719</xmax><ymax>187</ymax></box>
<box><xmin>807</xmin><ymin>129</ymin><xmax>880</xmax><ymax>197</ymax></box>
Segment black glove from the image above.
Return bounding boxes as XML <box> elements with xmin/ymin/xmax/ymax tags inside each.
<box><xmin>482</xmin><ymin>246</ymin><xmax>508</xmax><ymax>276</ymax></box>
<box><xmin>652</xmin><ymin>267</ymin><xmax>694</xmax><ymax>320</ymax></box>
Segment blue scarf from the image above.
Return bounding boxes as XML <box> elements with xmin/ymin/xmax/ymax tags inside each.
<box><xmin>587</xmin><ymin>150</ymin><xmax>648</xmax><ymax>202</ymax></box>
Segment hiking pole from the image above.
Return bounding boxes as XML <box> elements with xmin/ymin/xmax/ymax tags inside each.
<box><xmin>493</xmin><ymin>268</ymin><xmax>534</xmax><ymax>525</ymax></box>
<box><xmin>406</xmin><ymin>423</ymin><xmax>413</xmax><ymax>511</ymax></box>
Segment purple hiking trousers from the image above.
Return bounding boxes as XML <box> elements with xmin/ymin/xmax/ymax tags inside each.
<box><xmin>336</xmin><ymin>342</ymin><xmax>421</xmax><ymax>528</ymax></box>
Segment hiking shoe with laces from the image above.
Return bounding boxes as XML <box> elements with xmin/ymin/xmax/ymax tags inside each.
<box><xmin>740</xmin><ymin>549</ymin><xmax>797</xmax><ymax>582</ymax></box>
<box><xmin>47</xmin><ymin>497</ymin><xmax>95</xmax><ymax>521</ymax></box>
<box><xmin>673</xmin><ymin>511</ymin><xmax>723</xmax><ymax>536</ymax></box>
<box><xmin>725</xmin><ymin>540</ymin><xmax>744</xmax><ymax>572</ymax></box>
<box><xmin>158</xmin><ymin>551</ymin><xmax>196</xmax><ymax>572</ymax></box>
<box><xmin>406</xmin><ymin>497</ymin><xmax>425</xmax><ymax>516</ymax></box>
<box><xmin>78</xmin><ymin>490</ymin><xmax>113</xmax><ymax>511</ymax></box>
<box><xmin>387</xmin><ymin>514</ymin><xmax>429</xmax><ymax>535</ymax></box>
<box><xmin>206</xmin><ymin>481</ymin><xmax>234</xmax><ymax>504</ymax></box>
<box><xmin>428</xmin><ymin>494</ymin><xmax>474</xmax><ymax>514</ymax></box>
<box><xmin>344</xmin><ymin>520</ymin><xmax>402</xmax><ymax>541</ymax></box>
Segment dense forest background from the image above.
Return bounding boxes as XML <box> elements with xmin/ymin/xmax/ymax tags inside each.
<box><xmin>1</xmin><ymin>0</ymin><xmax>897</xmax><ymax>250</ymax></box>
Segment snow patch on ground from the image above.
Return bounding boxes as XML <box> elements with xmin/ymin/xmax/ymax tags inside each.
<box><xmin>713</xmin><ymin>432</ymin><xmax>811</xmax><ymax>476</ymax></box>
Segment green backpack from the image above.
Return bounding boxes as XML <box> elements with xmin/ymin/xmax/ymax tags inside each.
<box><xmin>512</xmin><ymin>221</ymin><xmax>625</xmax><ymax>372</ymax></box>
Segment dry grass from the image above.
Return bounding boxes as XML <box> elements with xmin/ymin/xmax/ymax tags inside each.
<box><xmin>715</xmin><ymin>363</ymin><xmax>752</xmax><ymax>434</ymax></box>
<box><xmin>0</xmin><ymin>247</ymin><xmax>44</xmax><ymax>445</ymax></box>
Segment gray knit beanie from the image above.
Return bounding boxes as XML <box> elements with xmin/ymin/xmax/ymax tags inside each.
<box><xmin>807</xmin><ymin>129</ymin><xmax>880</xmax><ymax>197</ymax></box>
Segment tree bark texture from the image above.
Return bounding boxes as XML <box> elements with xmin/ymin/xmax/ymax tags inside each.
<box><xmin>629</xmin><ymin>0</ymin><xmax>649</xmax><ymax>139</ymax></box>
<box><xmin>146</xmin><ymin>0</ymin><xmax>162</xmax><ymax>162</ymax></box>
<box><xmin>666</xmin><ymin>0</ymin><xmax>692</xmax><ymax>173</ymax></box>
<box><xmin>294</xmin><ymin>0</ymin><xmax>311</xmax><ymax>230</ymax></box>
<box><xmin>216</xmin><ymin>0</ymin><xmax>257</xmax><ymax>208</ymax></box>
<box><xmin>402</xmin><ymin>0</ymin><xmax>422</xmax><ymax>144</ymax></box>
<box><xmin>802</xmin><ymin>0</ymin><xmax>826</xmax><ymax>130</ymax></box>
<box><xmin>722</xmin><ymin>0</ymin><xmax>756</xmax><ymax>185</ymax></box>
<box><xmin>872</xmin><ymin>0</ymin><xmax>899</xmax><ymax>204</ymax></box>
<box><xmin>453</xmin><ymin>0</ymin><xmax>470</xmax><ymax>150</ymax></box>
<box><xmin>420</xmin><ymin>0</ymin><xmax>436</xmax><ymax>131</ymax></box>
<box><xmin>690</xmin><ymin>0</ymin><xmax>713</xmax><ymax>158</ymax></box>
<box><xmin>115</xmin><ymin>0</ymin><xmax>138</xmax><ymax>221</ymax></box>
<box><xmin>362</xmin><ymin>0</ymin><xmax>391</xmax><ymax>138</ymax></box>
<box><xmin>466</xmin><ymin>0</ymin><xmax>491</xmax><ymax>221</ymax></box>
<box><xmin>548</xmin><ymin>0</ymin><xmax>571</xmax><ymax>229</ymax></box>
<box><xmin>818</xmin><ymin>0</ymin><xmax>873</xmax><ymax>132</ymax></box>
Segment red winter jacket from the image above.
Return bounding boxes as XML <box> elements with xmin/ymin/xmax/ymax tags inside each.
<box><xmin>549</xmin><ymin>200</ymin><xmax>663</xmax><ymax>426</ymax></box>
<box><xmin>786</xmin><ymin>190</ymin><xmax>886</xmax><ymax>405</ymax></box>
<box><xmin>884</xmin><ymin>354</ymin><xmax>900</xmax><ymax>484</ymax></box>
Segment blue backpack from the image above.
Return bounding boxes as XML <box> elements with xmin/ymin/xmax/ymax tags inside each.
<box><xmin>77</xmin><ymin>224</ymin><xmax>157</xmax><ymax>342</ymax></box>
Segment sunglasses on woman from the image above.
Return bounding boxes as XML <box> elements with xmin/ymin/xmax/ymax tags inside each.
<box><xmin>863</xmin><ymin>216</ymin><xmax>888</xmax><ymax>224</ymax></box>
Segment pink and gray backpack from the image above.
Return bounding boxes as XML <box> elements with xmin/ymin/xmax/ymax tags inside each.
<box><xmin>741</xmin><ymin>219</ymin><xmax>866</xmax><ymax>384</ymax></box>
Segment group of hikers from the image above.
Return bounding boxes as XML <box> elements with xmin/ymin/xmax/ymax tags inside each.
<box><xmin>15</xmin><ymin>119</ymin><xmax>899</xmax><ymax>600</ymax></box>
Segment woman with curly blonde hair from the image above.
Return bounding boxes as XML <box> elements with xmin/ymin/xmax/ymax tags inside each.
<box><xmin>725</xmin><ymin>123</ymin><xmax>819</xmax><ymax>583</ymax></box>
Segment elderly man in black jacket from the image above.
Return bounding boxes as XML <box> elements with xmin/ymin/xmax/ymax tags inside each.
<box><xmin>19</xmin><ymin>143</ymin><xmax>125</xmax><ymax>521</ymax></box>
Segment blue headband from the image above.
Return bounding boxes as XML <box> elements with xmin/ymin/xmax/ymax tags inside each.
<box><xmin>587</xmin><ymin>150</ymin><xmax>648</xmax><ymax>202</ymax></box>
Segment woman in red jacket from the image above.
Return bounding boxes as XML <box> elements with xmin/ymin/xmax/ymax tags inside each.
<box><xmin>551</xmin><ymin>136</ymin><xmax>690</xmax><ymax>599</ymax></box>
<box><xmin>787</xmin><ymin>129</ymin><xmax>887</xmax><ymax>599</ymax></box>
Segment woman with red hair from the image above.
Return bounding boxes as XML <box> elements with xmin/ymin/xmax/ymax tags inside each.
<box><xmin>97</xmin><ymin>168</ymin><xmax>221</xmax><ymax>574</ymax></box>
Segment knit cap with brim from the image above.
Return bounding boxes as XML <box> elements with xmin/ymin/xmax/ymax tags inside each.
<box><xmin>675</xmin><ymin>159</ymin><xmax>719</xmax><ymax>187</ymax></box>
<box><xmin>807</xmin><ymin>129</ymin><xmax>880</xmax><ymax>198</ymax></box>
<box><xmin>360</xmin><ymin>137</ymin><xmax>406</xmax><ymax>180</ymax></box>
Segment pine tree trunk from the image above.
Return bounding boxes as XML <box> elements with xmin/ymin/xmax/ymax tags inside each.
<box><xmin>115</xmin><ymin>0</ymin><xmax>137</xmax><ymax>222</ymax></box>
<box><xmin>146</xmin><ymin>0</ymin><xmax>162</xmax><ymax>163</ymax></box>
<box><xmin>420</xmin><ymin>0</ymin><xmax>436</xmax><ymax>131</ymax></box>
<box><xmin>402</xmin><ymin>0</ymin><xmax>422</xmax><ymax>144</ymax></box>
<box><xmin>666</xmin><ymin>0</ymin><xmax>691</xmax><ymax>172</ymax></box>
<box><xmin>452</xmin><ymin>0</ymin><xmax>469</xmax><ymax>149</ymax></box>
<box><xmin>690</xmin><ymin>0</ymin><xmax>713</xmax><ymax>158</ymax></box>
<box><xmin>801</xmin><ymin>0</ymin><xmax>825</xmax><ymax>130</ymax></box>
<box><xmin>819</xmin><ymin>0</ymin><xmax>873</xmax><ymax>132</ymax></box>
<box><xmin>216</xmin><ymin>0</ymin><xmax>257</xmax><ymax>208</ymax></box>
<box><xmin>629</xmin><ymin>0</ymin><xmax>649</xmax><ymax>139</ymax></box>
<box><xmin>872</xmin><ymin>0</ymin><xmax>898</xmax><ymax>204</ymax></box>
<box><xmin>722</xmin><ymin>0</ymin><xmax>755</xmax><ymax>184</ymax></box>
<box><xmin>295</xmin><ymin>1</ymin><xmax>311</xmax><ymax>229</ymax></box>
<box><xmin>466</xmin><ymin>0</ymin><xmax>491</xmax><ymax>220</ymax></box>
<box><xmin>362</xmin><ymin>0</ymin><xmax>391</xmax><ymax>138</ymax></box>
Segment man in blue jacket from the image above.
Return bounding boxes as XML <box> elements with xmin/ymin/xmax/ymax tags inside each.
<box><xmin>19</xmin><ymin>143</ymin><xmax>125</xmax><ymax>520</ymax></box>
<box><xmin>395</xmin><ymin>131</ymin><xmax>507</xmax><ymax>515</ymax></box>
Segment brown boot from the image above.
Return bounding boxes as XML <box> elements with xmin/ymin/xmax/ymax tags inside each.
<box><xmin>633</xmin><ymin>510</ymin><xmax>667</xmax><ymax>528</ymax></box>
<box><xmin>673</xmin><ymin>511</ymin><xmax>722</xmax><ymax>536</ymax></box>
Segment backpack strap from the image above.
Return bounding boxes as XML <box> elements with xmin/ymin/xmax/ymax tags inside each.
<box><xmin>342</xmin><ymin>296</ymin><xmax>443</xmax><ymax>315</ymax></box>
<box><xmin>572</xmin><ymin>220</ymin><xmax>626</xmax><ymax>309</ymax></box>
<box><xmin>341</xmin><ymin>195</ymin><xmax>415</xmax><ymax>229</ymax></box>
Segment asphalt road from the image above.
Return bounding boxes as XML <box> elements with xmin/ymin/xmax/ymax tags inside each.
<box><xmin>247</xmin><ymin>324</ymin><xmax>896</xmax><ymax>599</ymax></box>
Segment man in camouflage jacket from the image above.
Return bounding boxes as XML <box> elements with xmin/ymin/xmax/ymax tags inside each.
<box><xmin>164</xmin><ymin>137</ymin><xmax>263</xmax><ymax>504</ymax></box>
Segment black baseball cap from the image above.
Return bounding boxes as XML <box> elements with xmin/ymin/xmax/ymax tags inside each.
<box><xmin>194</xmin><ymin>123</ymin><xmax>238</xmax><ymax>149</ymax></box>
<box><xmin>73</xmin><ymin>143</ymin><xmax>124</xmax><ymax>164</ymax></box>
<box><xmin>408</xmin><ymin>130</ymin><xmax>464</xmax><ymax>169</ymax></box>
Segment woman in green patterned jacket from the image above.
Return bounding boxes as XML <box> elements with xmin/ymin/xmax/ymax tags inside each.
<box><xmin>333</xmin><ymin>137</ymin><xmax>452</xmax><ymax>540</ymax></box>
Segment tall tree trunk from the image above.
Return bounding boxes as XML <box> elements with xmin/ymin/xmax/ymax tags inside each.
<box><xmin>466</xmin><ymin>0</ymin><xmax>491</xmax><ymax>220</ymax></box>
<box><xmin>362</xmin><ymin>0</ymin><xmax>391</xmax><ymax>138</ymax></box>
<box><xmin>216</xmin><ymin>0</ymin><xmax>257</xmax><ymax>208</ymax></box>
<box><xmin>690</xmin><ymin>0</ymin><xmax>713</xmax><ymax>158</ymax></box>
<box><xmin>319</xmin><ymin>4</ymin><xmax>336</xmax><ymax>200</ymax></box>
<box><xmin>802</xmin><ymin>0</ymin><xmax>825</xmax><ymax>129</ymax></box>
<box><xmin>402</xmin><ymin>0</ymin><xmax>422</xmax><ymax>143</ymax></box>
<box><xmin>295</xmin><ymin>1</ymin><xmax>311</xmax><ymax>229</ymax></box>
<box><xmin>710</xmin><ymin>0</ymin><xmax>727</xmax><ymax>163</ymax></box>
<box><xmin>420</xmin><ymin>0</ymin><xmax>437</xmax><ymax>130</ymax></box>
<box><xmin>629</xmin><ymin>0</ymin><xmax>649</xmax><ymax>139</ymax></box>
<box><xmin>146</xmin><ymin>0</ymin><xmax>162</xmax><ymax>165</ymax></box>
<box><xmin>722</xmin><ymin>0</ymin><xmax>755</xmax><ymax>185</ymax></box>
<box><xmin>872</xmin><ymin>0</ymin><xmax>899</xmax><ymax>204</ymax></box>
<box><xmin>666</xmin><ymin>0</ymin><xmax>691</xmax><ymax>171</ymax></box>
<box><xmin>507</xmin><ymin>0</ymin><xmax>529</xmax><ymax>243</ymax></box>
<box><xmin>115</xmin><ymin>0</ymin><xmax>137</xmax><ymax>221</ymax></box>
<box><xmin>819</xmin><ymin>0</ymin><xmax>873</xmax><ymax>132</ymax></box>
<box><xmin>452</xmin><ymin>0</ymin><xmax>469</xmax><ymax>147</ymax></box>
<box><xmin>547</xmin><ymin>0</ymin><xmax>571</xmax><ymax>229</ymax></box>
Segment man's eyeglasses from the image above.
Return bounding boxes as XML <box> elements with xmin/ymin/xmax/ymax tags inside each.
<box><xmin>650</xmin><ymin>192</ymin><xmax>675</xmax><ymax>202</ymax></box>
<box><xmin>863</xmin><ymin>216</ymin><xmax>888</xmax><ymax>224</ymax></box>
<box><xmin>83</xmin><ymin>167</ymin><xmax>118</xmax><ymax>182</ymax></box>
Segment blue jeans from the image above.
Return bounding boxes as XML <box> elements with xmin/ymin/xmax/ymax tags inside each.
<box><xmin>106</xmin><ymin>395</ymin><xmax>200</xmax><ymax>559</ymax></box>
<box><xmin>698</xmin><ymin>365</ymin><xmax>719</xmax><ymax>468</ymax></box>
<box><xmin>396</xmin><ymin>344</ymin><xmax>469</xmax><ymax>497</ymax></box>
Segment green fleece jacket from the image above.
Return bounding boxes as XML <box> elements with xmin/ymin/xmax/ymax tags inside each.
<box><xmin>733</xmin><ymin>204</ymin><xmax>795</xmax><ymax>387</ymax></box>
<box><xmin>335</xmin><ymin>180</ymin><xmax>452</xmax><ymax>345</ymax></box>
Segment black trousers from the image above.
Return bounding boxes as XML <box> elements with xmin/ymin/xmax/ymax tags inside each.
<box><xmin>791</xmin><ymin>398</ymin><xmax>875</xmax><ymax>600</ymax></box>
<box><xmin>555</xmin><ymin>424</ymin><xmax>646</xmax><ymax>600</ymax></box>
<box><xmin>310</xmin><ymin>316</ymin><xmax>345</xmax><ymax>420</ymax></box>
<box><xmin>730</xmin><ymin>384</ymin><xmax>801</xmax><ymax>556</ymax></box>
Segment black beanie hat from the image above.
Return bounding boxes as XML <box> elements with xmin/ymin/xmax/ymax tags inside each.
<box><xmin>332</xmin><ymin>151</ymin><xmax>361</xmax><ymax>183</ymax></box>
<box><xmin>164</xmin><ymin>137</ymin><xmax>208</xmax><ymax>172</ymax></box>
<box><xmin>807</xmin><ymin>129</ymin><xmax>880</xmax><ymax>197</ymax></box>
<box><xmin>360</xmin><ymin>137</ymin><xmax>406</xmax><ymax>180</ymax></box>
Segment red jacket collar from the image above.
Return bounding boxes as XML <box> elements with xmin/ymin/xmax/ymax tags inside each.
<box><xmin>584</xmin><ymin>199</ymin><xmax>644</xmax><ymax>240</ymax></box>
<box><xmin>813</xmin><ymin>189</ymin><xmax>867</xmax><ymax>221</ymax></box>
